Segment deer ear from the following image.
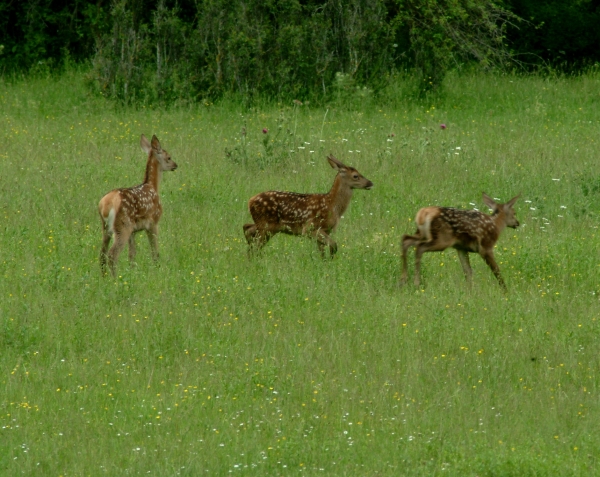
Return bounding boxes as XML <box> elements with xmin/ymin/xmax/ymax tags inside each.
<box><xmin>151</xmin><ymin>135</ymin><xmax>162</xmax><ymax>152</ymax></box>
<box><xmin>482</xmin><ymin>193</ymin><xmax>497</xmax><ymax>211</ymax></box>
<box><xmin>506</xmin><ymin>194</ymin><xmax>521</xmax><ymax>208</ymax></box>
<box><xmin>327</xmin><ymin>154</ymin><xmax>347</xmax><ymax>171</ymax></box>
<box><xmin>140</xmin><ymin>134</ymin><xmax>152</xmax><ymax>154</ymax></box>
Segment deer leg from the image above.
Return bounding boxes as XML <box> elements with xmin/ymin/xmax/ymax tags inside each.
<box><xmin>146</xmin><ymin>225</ymin><xmax>159</xmax><ymax>261</ymax></box>
<box><xmin>414</xmin><ymin>243</ymin><xmax>426</xmax><ymax>287</ymax></box>
<box><xmin>107</xmin><ymin>230</ymin><xmax>130</xmax><ymax>278</ymax></box>
<box><xmin>128</xmin><ymin>233</ymin><xmax>137</xmax><ymax>265</ymax></box>
<box><xmin>400</xmin><ymin>233</ymin><xmax>421</xmax><ymax>285</ymax></box>
<box><xmin>414</xmin><ymin>240</ymin><xmax>449</xmax><ymax>287</ymax></box>
<box><xmin>480</xmin><ymin>250</ymin><xmax>507</xmax><ymax>291</ymax></box>
<box><xmin>456</xmin><ymin>249</ymin><xmax>473</xmax><ymax>285</ymax></box>
<box><xmin>243</xmin><ymin>223</ymin><xmax>258</xmax><ymax>246</ymax></box>
<box><xmin>311</xmin><ymin>229</ymin><xmax>337</xmax><ymax>258</ymax></box>
<box><xmin>244</xmin><ymin>223</ymin><xmax>271</xmax><ymax>255</ymax></box>
<box><xmin>100</xmin><ymin>224</ymin><xmax>112</xmax><ymax>276</ymax></box>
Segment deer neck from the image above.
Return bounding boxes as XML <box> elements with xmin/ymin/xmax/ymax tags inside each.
<box><xmin>492</xmin><ymin>211</ymin><xmax>507</xmax><ymax>234</ymax></box>
<box><xmin>143</xmin><ymin>155</ymin><xmax>162</xmax><ymax>192</ymax></box>
<box><xmin>327</xmin><ymin>174</ymin><xmax>353</xmax><ymax>219</ymax></box>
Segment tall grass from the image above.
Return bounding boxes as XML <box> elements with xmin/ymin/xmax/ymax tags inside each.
<box><xmin>0</xmin><ymin>70</ymin><xmax>599</xmax><ymax>475</ymax></box>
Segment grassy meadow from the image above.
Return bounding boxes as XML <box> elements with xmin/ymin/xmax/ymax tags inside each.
<box><xmin>1</xmin><ymin>70</ymin><xmax>599</xmax><ymax>475</ymax></box>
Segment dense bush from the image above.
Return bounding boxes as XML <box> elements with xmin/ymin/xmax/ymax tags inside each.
<box><xmin>0</xmin><ymin>0</ymin><xmax>111</xmax><ymax>73</ymax></box>
<box><xmin>2</xmin><ymin>0</ymin><xmax>599</xmax><ymax>103</ymax></box>
<box><xmin>84</xmin><ymin>0</ymin><xmax>516</xmax><ymax>104</ymax></box>
<box><xmin>85</xmin><ymin>0</ymin><xmax>400</xmax><ymax>104</ymax></box>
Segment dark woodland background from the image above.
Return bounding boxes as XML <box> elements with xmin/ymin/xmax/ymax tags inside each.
<box><xmin>1</xmin><ymin>0</ymin><xmax>599</xmax><ymax>103</ymax></box>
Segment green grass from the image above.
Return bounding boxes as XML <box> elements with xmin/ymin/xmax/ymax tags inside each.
<box><xmin>1</xmin><ymin>70</ymin><xmax>599</xmax><ymax>476</ymax></box>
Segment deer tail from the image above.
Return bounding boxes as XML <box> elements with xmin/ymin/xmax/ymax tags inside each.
<box><xmin>415</xmin><ymin>207</ymin><xmax>439</xmax><ymax>242</ymax></box>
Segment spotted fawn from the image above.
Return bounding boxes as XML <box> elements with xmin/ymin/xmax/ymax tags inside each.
<box><xmin>98</xmin><ymin>134</ymin><xmax>177</xmax><ymax>276</ymax></box>
<box><xmin>243</xmin><ymin>155</ymin><xmax>373</xmax><ymax>257</ymax></box>
<box><xmin>401</xmin><ymin>193</ymin><xmax>520</xmax><ymax>290</ymax></box>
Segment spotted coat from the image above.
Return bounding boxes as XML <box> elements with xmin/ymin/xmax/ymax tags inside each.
<box><xmin>243</xmin><ymin>155</ymin><xmax>373</xmax><ymax>257</ymax></box>
<box><xmin>420</xmin><ymin>207</ymin><xmax>502</xmax><ymax>253</ymax></box>
<box><xmin>98</xmin><ymin>134</ymin><xmax>177</xmax><ymax>276</ymax></box>
<box><xmin>401</xmin><ymin>193</ymin><xmax>520</xmax><ymax>289</ymax></box>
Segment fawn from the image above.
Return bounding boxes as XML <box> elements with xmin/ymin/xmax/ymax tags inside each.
<box><xmin>400</xmin><ymin>193</ymin><xmax>520</xmax><ymax>290</ymax></box>
<box><xmin>98</xmin><ymin>134</ymin><xmax>177</xmax><ymax>277</ymax></box>
<box><xmin>243</xmin><ymin>154</ymin><xmax>373</xmax><ymax>257</ymax></box>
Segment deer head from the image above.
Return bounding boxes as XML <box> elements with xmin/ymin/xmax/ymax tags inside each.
<box><xmin>327</xmin><ymin>155</ymin><xmax>373</xmax><ymax>190</ymax></box>
<box><xmin>483</xmin><ymin>193</ymin><xmax>520</xmax><ymax>228</ymax></box>
<box><xmin>141</xmin><ymin>134</ymin><xmax>178</xmax><ymax>172</ymax></box>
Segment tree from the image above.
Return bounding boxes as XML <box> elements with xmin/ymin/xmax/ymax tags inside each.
<box><xmin>393</xmin><ymin>0</ymin><xmax>519</xmax><ymax>91</ymax></box>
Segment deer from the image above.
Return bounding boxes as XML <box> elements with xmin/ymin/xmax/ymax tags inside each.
<box><xmin>243</xmin><ymin>154</ymin><xmax>373</xmax><ymax>257</ymax></box>
<box><xmin>400</xmin><ymin>193</ymin><xmax>520</xmax><ymax>290</ymax></box>
<box><xmin>98</xmin><ymin>134</ymin><xmax>177</xmax><ymax>277</ymax></box>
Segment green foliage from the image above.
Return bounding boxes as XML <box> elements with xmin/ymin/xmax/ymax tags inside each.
<box><xmin>393</xmin><ymin>0</ymin><xmax>518</xmax><ymax>91</ymax></box>
<box><xmin>86</xmin><ymin>1</ymin><xmax>149</xmax><ymax>104</ymax></box>
<box><xmin>0</xmin><ymin>0</ymin><xmax>111</xmax><ymax>73</ymax></box>
<box><xmin>84</xmin><ymin>0</ymin><xmax>518</xmax><ymax>103</ymax></box>
<box><xmin>225</xmin><ymin>106</ymin><xmax>307</xmax><ymax>168</ymax></box>
<box><xmin>3</xmin><ymin>0</ymin><xmax>600</xmax><ymax>100</ymax></box>
<box><xmin>87</xmin><ymin>0</ymin><xmax>399</xmax><ymax>104</ymax></box>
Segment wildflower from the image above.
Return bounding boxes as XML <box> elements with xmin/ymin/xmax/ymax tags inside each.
<box><xmin>440</xmin><ymin>124</ymin><xmax>447</xmax><ymax>129</ymax></box>
<box><xmin>262</xmin><ymin>128</ymin><xmax>268</xmax><ymax>134</ymax></box>
<box><xmin>293</xmin><ymin>99</ymin><xmax>303</xmax><ymax>106</ymax></box>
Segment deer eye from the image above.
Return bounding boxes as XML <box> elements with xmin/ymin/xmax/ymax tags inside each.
<box><xmin>353</xmin><ymin>175</ymin><xmax>359</xmax><ymax>179</ymax></box>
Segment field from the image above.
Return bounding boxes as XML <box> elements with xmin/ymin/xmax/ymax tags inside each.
<box><xmin>1</xmin><ymin>70</ymin><xmax>599</xmax><ymax>476</ymax></box>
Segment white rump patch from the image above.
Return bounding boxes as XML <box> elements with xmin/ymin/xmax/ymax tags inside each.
<box><xmin>418</xmin><ymin>216</ymin><xmax>433</xmax><ymax>242</ymax></box>
<box><xmin>105</xmin><ymin>208</ymin><xmax>116</xmax><ymax>235</ymax></box>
